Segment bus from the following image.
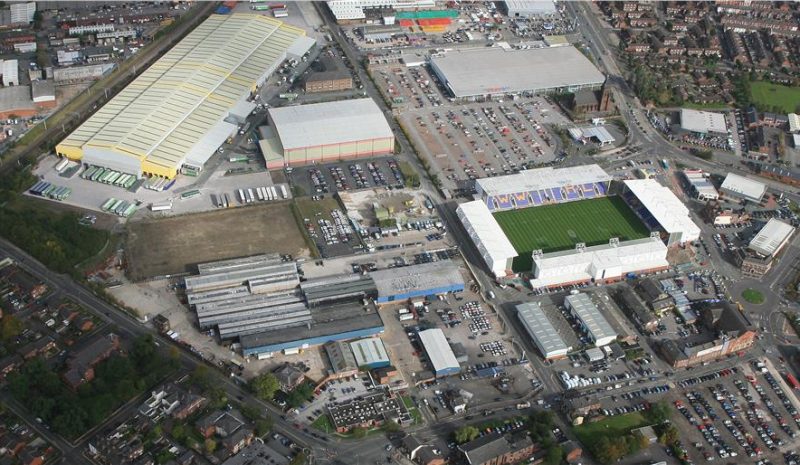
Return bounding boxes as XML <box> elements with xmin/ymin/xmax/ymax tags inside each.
<box><xmin>786</xmin><ymin>373</ymin><xmax>800</xmax><ymax>390</ymax></box>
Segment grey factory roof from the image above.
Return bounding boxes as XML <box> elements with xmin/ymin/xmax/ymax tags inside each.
<box><xmin>197</xmin><ymin>254</ymin><xmax>283</xmax><ymax>274</ymax></box>
<box><xmin>370</xmin><ymin>261</ymin><xmax>464</xmax><ymax>298</ymax></box>
<box><xmin>240</xmin><ymin>303</ymin><xmax>383</xmax><ymax>351</ymax></box>
<box><xmin>418</xmin><ymin>328</ymin><xmax>460</xmax><ymax>375</ymax></box>
<box><xmin>749</xmin><ymin>218</ymin><xmax>795</xmax><ymax>257</ymax></box>
<box><xmin>268</xmin><ymin>98</ymin><xmax>393</xmax><ymax>151</ymax></box>
<box><xmin>195</xmin><ymin>293</ymin><xmax>305</xmax><ymax>328</ymax></box>
<box><xmin>516</xmin><ymin>302</ymin><xmax>569</xmax><ymax>358</ymax></box>
<box><xmin>184</xmin><ymin>259</ymin><xmax>298</xmax><ymax>293</ymax></box>
<box><xmin>57</xmin><ymin>14</ymin><xmax>306</xmax><ymax>173</ymax></box>
<box><xmin>565</xmin><ymin>293</ymin><xmax>617</xmax><ymax>345</ymax></box>
<box><xmin>216</xmin><ymin>304</ymin><xmax>312</xmax><ymax>339</ymax></box>
<box><xmin>430</xmin><ymin>46</ymin><xmax>605</xmax><ymax>98</ymax></box>
<box><xmin>680</xmin><ymin>108</ymin><xmax>727</xmax><ymax>134</ymax></box>
<box><xmin>300</xmin><ymin>274</ymin><xmax>377</xmax><ymax>305</ymax></box>
<box><xmin>720</xmin><ymin>173</ymin><xmax>767</xmax><ymax>202</ymax></box>
<box><xmin>350</xmin><ymin>337</ymin><xmax>390</xmax><ymax>367</ymax></box>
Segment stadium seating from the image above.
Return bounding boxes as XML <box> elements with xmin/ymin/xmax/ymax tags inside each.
<box><xmin>531</xmin><ymin>190</ymin><xmax>542</xmax><ymax>205</ymax></box>
<box><xmin>483</xmin><ymin>180</ymin><xmax>611</xmax><ymax>212</ymax></box>
<box><xmin>495</xmin><ymin>195</ymin><xmax>513</xmax><ymax>210</ymax></box>
<box><xmin>596</xmin><ymin>182</ymin><xmax>607</xmax><ymax>195</ymax></box>
<box><xmin>513</xmin><ymin>192</ymin><xmax>530</xmax><ymax>208</ymax></box>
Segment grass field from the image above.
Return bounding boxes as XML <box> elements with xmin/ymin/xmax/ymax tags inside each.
<box><xmin>573</xmin><ymin>412</ymin><xmax>648</xmax><ymax>449</ymax></box>
<box><xmin>751</xmin><ymin>81</ymin><xmax>800</xmax><ymax>113</ymax></box>
<box><xmin>126</xmin><ymin>203</ymin><xmax>308</xmax><ymax>280</ymax></box>
<box><xmin>493</xmin><ymin>196</ymin><xmax>651</xmax><ymax>272</ymax></box>
<box><xmin>742</xmin><ymin>289</ymin><xmax>765</xmax><ymax>305</ymax></box>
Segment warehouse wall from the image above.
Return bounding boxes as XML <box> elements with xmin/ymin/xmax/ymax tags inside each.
<box><xmin>82</xmin><ymin>147</ymin><xmax>144</xmax><ymax>177</ymax></box>
<box><xmin>283</xmin><ymin>137</ymin><xmax>395</xmax><ymax>166</ymax></box>
<box><xmin>242</xmin><ymin>325</ymin><xmax>385</xmax><ymax>357</ymax></box>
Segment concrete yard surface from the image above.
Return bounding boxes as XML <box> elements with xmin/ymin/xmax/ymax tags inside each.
<box><xmin>126</xmin><ymin>203</ymin><xmax>309</xmax><ymax>280</ymax></box>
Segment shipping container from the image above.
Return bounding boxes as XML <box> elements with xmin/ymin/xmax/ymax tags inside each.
<box><xmin>181</xmin><ymin>189</ymin><xmax>201</xmax><ymax>200</ymax></box>
<box><xmin>269</xmin><ymin>186</ymin><xmax>277</xmax><ymax>200</ymax></box>
<box><xmin>247</xmin><ymin>188</ymin><xmax>255</xmax><ymax>203</ymax></box>
<box><xmin>238</xmin><ymin>189</ymin><xmax>246</xmax><ymax>204</ymax></box>
<box><xmin>256</xmin><ymin>188</ymin><xmax>264</xmax><ymax>201</ymax></box>
<box><xmin>122</xmin><ymin>203</ymin><xmax>137</xmax><ymax>217</ymax></box>
<box><xmin>150</xmin><ymin>201</ymin><xmax>173</xmax><ymax>212</ymax></box>
<box><xmin>252</xmin><ymin>5</ymin><xmax>270</xmax><ymax>10</ymax></box>
<box><xmin>55</xmin><ymin>158</ymin><xmax>70</xmax><ymax>172</ymax></box>
<box><xmin>280</xmin><ymin>184</ymin><xmax>288</xmax><ymax>199</ymax></box>
<box><xmin>102</xmin><ymin>198</ymin><xmax>116</xmax><ymax>211</ymax></box>
<box><xmin>399</xmin><ymin>313</ymin><xmax>414</xmax><ymax>321</ymax></box>
<box><xmin>223</xmin><ymin>193</ymin><xmax>230</xmax><ymax>208</ymax></box>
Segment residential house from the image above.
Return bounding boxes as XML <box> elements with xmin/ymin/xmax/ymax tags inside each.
<box><xmin>273</xmin><ymin>364</ymin><xmax>305</xmax><ymax>392</ymax></box>
<box><xmin>61</xmin><ymin>333</ymin><xmax>120</xmax><ymax>390</ymax></box>
<box><xmin>458</xmin><ymin>433</ymin><xmax>537</xmax><ymax>465</ymax></box>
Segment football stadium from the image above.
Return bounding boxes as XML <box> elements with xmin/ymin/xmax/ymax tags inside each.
<box><xmin>456</xmin><ymin>165</ymin><xmax>700</xmax><ymax>288</ymax></box>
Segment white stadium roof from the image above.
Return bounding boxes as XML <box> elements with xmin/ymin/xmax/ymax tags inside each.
<box><xmin>530</xmin><ymin>237</ymin><xmax>668</xmax><ymax>289</ymax></box>
<box><xmin>430</xmin><ymin>46</ymin><xmax>605</xmax><ymax>98</ymax></box>
<box><xmin>456</xmin><ymin>200</ymin><xmax>517</xmax><ymax>277</ymax></box>
<box><xmin>565</xmin><ymin>293</ymin><xmax>617</xmax><ymax>347</ymax></box>
<box><xmin>516</xmin><ymin>302</ymin><xmax>569</xmax><ymax>359</ymax></box>
<box><xmin>418</xmin><ymin>328</ymin><xmax>460</xmax><ymax>375</ymax></box>
<box><xmin>749</xmin><ymin>218</ymin><xmax>795</xmax><ymax>257</ymax></box>
<box><xmin>57</xmin><ymin>14</ymin><xmax>306</xmax><ymax>177</ymax></box>
<box><xmin>268</xmin><ymin>98</ymin><xmax>393</xmax><ymax>151</ymax></box>
<box><xmin>476</xmin><ymin>164</ymin><xmax>611</xmax><ymax>198</ymax></box>
<box><xmin>720</xmin><ymin>173</ymin><xmax>767</xmax><ymax>202</ymax></box>
<box><xmin>680</xmin><ymin>108</ymin><xmax>727</xmax><ymax>134</ymax></box>
<box><xmin>623</xmin><ymin>179</ymin><xmax>701</xmax><ymax>243</ymax></box>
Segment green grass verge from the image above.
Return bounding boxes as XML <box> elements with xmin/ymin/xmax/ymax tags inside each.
<box><xmin>742</xmin><ymin>289</ymin><xmax>765</xmax><ymax>305</ymax></box>
<box><xmin>572</xmin><ymin>412</ymin><xmax>648</xmax><ymax>450</ymax></box>
<box><xmin>751</xmin><ymin>81</ymin><xmax>800</xmax><ymax>113</ymax></box>
<box><xmin>493</xmin><ymin>196</ymin><xmax>651</xmax><ymax>272</ymax></box>
<box><xmin>311</xmin><ymin>414</ymin><xmax>334</xmax><ymax>433</ymax></box>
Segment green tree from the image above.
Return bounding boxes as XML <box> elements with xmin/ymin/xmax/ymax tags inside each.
<box><xmin>249</xmin><ymin>373</ymin><xmax>280</xmax><ymax>401</ymax></box>
<box><xmin>289</xmin><ymin>452</ymin><xmax>308</xmax><ymax>465</ymax></box>
<box><xmin>255</xmin><ymin>418</ymin><xmax>273</xmax><ymax>437</ymax></box>
<box><xmin>658</xmin><ymin>425</ymin><xmax>680</xmax><ymax>446</ymax></box>
<box><xmin>204</xmin><ymin>438</ymin><xmax>217</xmax><ymax>454</ymax></box>
<box><xmin>352</xmin><ymin>426</ymin><xmax>368</xmax><ymax>439</ymax></box>
<box><xmin>171</xmin><ymin>423</ymin><xmax>187</xmax><ymax>442</ymax></box>
<box><xmin>647</xmin><ymin>401</ymin><xmax>672</xmax><ymax>424</ymax></box>
<box><xmin>543</xmin><ymin>445</ymin><xmax>563</xmax><ymax>465</ymax></box>
<box><xmin>454</xmin><ymin>425</ymin><xmax>480</xmax><ymax>444</ymax></box>
<box><xmin>287</xmin><ymin>383</ymin><xmax>313</xmax><ymax>408</ymax></box>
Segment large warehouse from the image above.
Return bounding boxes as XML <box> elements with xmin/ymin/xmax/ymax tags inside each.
<box><xmin>371</xmin><ymin>260</ymin><xmax>464</xmax><ymax>304</ymax></box>
<box><xmin>504</xmin><ymin>0</ymin><xmax>557</xmax><ymax>18</ymax></box>
<box><xmin>261</xmin><ymin>98</ymin><xmax>395</xmax><ymax>169</ymax></box>
<box><xmin>622</xmin><ymin>179</ymin><xmax>701</xmax><ymax>244</ymax></box>
<box><xmin>679</xmin><ymin>108</ymin><xmax>727</xmax><ymax>135</ymax></box>
<box><xmin>429</xmin><ymin>46</ymin><xmax>605</xmax><ymax>99</ymax></box>
<box><xmin>184</xmin><ymin>254</ymin><xmax>385</xmax><ymax>358</ymax></box>
<box><xmin>564</xmin><ymin>293</ymin><xmax>617</xmax><ymax>347</ymax></box>
<box><xmin>56</xmin><ymin>14</ymin><xmax>311</xmax><ymax>179</ymax></box>
<box><xmin>418</xmin><ymin>328</ymin><xmax>460</xmax><ymax>377</ymax></box>
<box><xmin>516</xmin><ymin>302</ymin><xmax>570</xmax><ymax>360</ymax></box>
<box><xmin>720</xmin><ymin>173</ymin><xmax>767</xmax><ymax>204</ymax></box>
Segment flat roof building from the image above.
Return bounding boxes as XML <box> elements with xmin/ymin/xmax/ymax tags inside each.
<box><xmin>262</xmin><ymin>98</ymin><xmax>394</xmax><ymax>169</ymax></box>
<box><xmin>680</xmin><ymin>108</ymin><xmax>727</xmax><ymax>134</ymax></box>
<box><xmin>748</xmin><ymin>218</ymin><xmax>795</xmax><ymax>257</ymax></box>
<box><xmin>418</xmin><ymin>328</ymin><xmax>460</xmax><ymax>377</ymax></box>
<box><xmin>516</xmin><ymin>302</ymin><xmax>570</xmax><ymax>360</ymax></box>
<box><xmin>720</xmin><ymin>173</ymin><xmax>767</xmax><ymax>203</ymax></box>
<box><xmin>326</xmin><ymin>0</ymin><xmax>435</xmax><ymax>23</ymax></box>
<box><xmin>622</xmin><ymin>179</ymin><xmax>701</xmax><ymax>244</ymax></box>
<box><xmin>504</xmin><ymin>0</ymin><xmax>557</xmax><ymax>18</ymax></box>
<box><xmin>564</xmin><ymin>293</ymin><xmax>617</xmax><ymax>347</ymax></box>
<box><xmin>350</xmin><ymin>337</ymin><xmax>391</xmax><ymax>369</ymax></box>
<box><xmin>371</xmin><ymin>261</ymin><xmax>464</xmax><ymax>303</ymax></box>
<box><xmin>429</xmin><ymin>46</ymin><xmax>605</xmax><ymax>99</ymax></box>
<box><xmin>56</xmin><ymin>14</ymin><xmax>310</xmax><ymax>179</ymax></box>
<box><xmin>682</xmin><ymin>170</ymin><xmax>719</xmax><ymax>201</ymax></box>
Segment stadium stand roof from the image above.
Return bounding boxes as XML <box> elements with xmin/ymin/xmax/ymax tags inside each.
<box><xmin>516</xmin><ymin>302</ymin><xmax>570</xmax><ymax>359</ymax></box>
<box><xmin>720</xmin><ymin>173</ymin><xmax>767</xmax><ymax>203</ymax></box>
<box><xmin>748</xmin><ymin>218</ymin><xmax>795</xmax><ymax>257</ymax></box>
<box><xmin>456</xmin><ymin>200</ymin><xmax>517</xmax><ymax>277</ymax></box>
<box><xmin>623</xmin><ymin>179</ymin><xmax>701</xmax><ymax>243</ymax></box>
<box><xmin>429</xmin><ymin>46</ymin><xmax>605</xmax><ymax>98</ymax></box>
<box><xmin>680</xmin><ymin>108</ymin><xmax>727</xmax><ymax>134</ymax></box>
<box><xmin>418</xmin><ymin>328</ymin><xmax>460</xmax><ymax>376</ymax></box>
<box><xmin>56</xmin><ymin>14</ymin><xmax>307</xmax><ymax>178</ymax></box>
<box><xmin>476</xmin><ymin>164</ymin><xmax>611</xmax><ymax>199</ymax></box>
<box><xmin>268</xmin><ymin>98</ymin><xmax>393</xmax><ymax>151</ymax></box>
<box><xmin>530</xmin><ymin>237</ymin><xmax>668</xmax><ymax>289</ymax></box>
<box><xmin>565</xmin><ymin>293</ymin><xmax>617</xmax><ymax>347</ymax></box>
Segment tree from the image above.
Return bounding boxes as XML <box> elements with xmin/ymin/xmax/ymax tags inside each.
<box><xmin>658</xmin><ymin>425</ymin><xmax>680</xmax><ymax>446</ymax></box>
<box><xmin>382</xmin><ymin>420</ymin><xmax>401</xmax><ymax>433</ymax></box>
<box><xmin>204</xmin><ymin>438</ymin><xmax>217</xmax><ymax>455</ymax></box>
<box><xmin>287</xmin><ymin>383</ymin><xmax>313</xmax><ymax>408</ymax></box>
<box><xmin>351</xmin><ymin>427</ymin><xmax>368</xmax><ymax>439</ymax></box>
<box><xmin>255</xmin><ymin>418</ymin><xmax>273</xmax><ymax>437</ymax></box>
<box><xmin>543</xmin><ymin>445</ymin><xmax>563</xmax><ymax>465</ymax></box>
<box><xmin>171</xmin><ymin>423</ymin><xmax>187</xmax><ymax>442</ymax></box>
<box><xmin>249</xmin><ymin>373</ymin><xmax>280</xmax><ymax>401</ymax></box>
<box><xmin>289</xmin><ymin>452</ymin><xmax>307</xmax><ymax>465</ymax></box>
<box><xmin>647</xmin><ymin>401</ymin><xmax>672</xmax><ymax>424</ymax></box>
<box><xmin>454</xmin><ymin>426</ymin><xmax>480</xmax><ymax>444</ymax></box>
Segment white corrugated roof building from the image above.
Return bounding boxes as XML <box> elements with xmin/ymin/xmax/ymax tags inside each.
<box><xmin>623</xmin><ymin>179</ymin><xmax>701</xmax><ymax>244</ymax></box>
<box><xmin>720</xmin><ymin>173</ymin><xmax>767</xmax><ymax>203</ymax></box>
<box><xmin>56</xmin><ymin>14</ymin><xmax>309</xmax><ymax>179</ymax></box>
<box><xmin>418</xmin><ymin>328</ymin><xmax>460</xmax><ymax>376</ymax></box>
<box><xmin>516</xmin><ymin>302</ymin><xmax>570</xmax><ymax>360</ymax></box>
<box><xmin>268</xmin><ymin>98</ymin><xmax>393</xmax><ymax>151</ymax></box>
<box><xmin>456</xmin><ymin>200</ymin><xmax>518</xmax><ymax>277</ymax></box>
<box><xmin>748</xmin><ymin>218</ymin><xmax>794</xmax><ymax>257</ymax></box>
<box><xmin>565</xmin><ymin>293</ymin><xmax>617</xmax><ymax>347</ymax></box>
<box><xmin>680</xmin><ymin>108</ymin><xmax>727</xmax><ymax>134</ymax></box>
<box><xmin>430</xmin><ymin>46</ymin><xmax>605</xmax><ymax>98</ymax></box>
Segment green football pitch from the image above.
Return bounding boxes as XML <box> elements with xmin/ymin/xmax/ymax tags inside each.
<box><xmin>493</xmin><ymin>196</ymin><xmax>651</xmax><ymax>272</ymax></box>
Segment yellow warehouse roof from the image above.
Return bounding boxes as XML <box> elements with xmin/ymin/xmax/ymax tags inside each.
<box><xmin>59</xmin><ymin>14</ymin><xmax>305</xmax><ymax>173</ymax></box>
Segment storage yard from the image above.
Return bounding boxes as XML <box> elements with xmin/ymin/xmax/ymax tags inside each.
<box><xmin>126</xmin><ymin>203</ymin><xmax>307</xmax><ymax>280</ymax></box>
